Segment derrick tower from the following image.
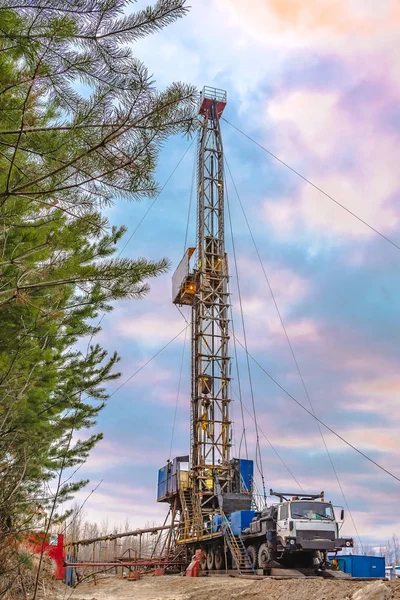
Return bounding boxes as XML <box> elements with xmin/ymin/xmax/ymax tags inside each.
<box><xmin>158</xmin><ymin>87</ymin><xmax>252</xmax><ymax>541</ymax></box>
<box><xmin>190</xmin><ymin>86</ymin><xmax>231</xmax><ymax>509</ymax></box>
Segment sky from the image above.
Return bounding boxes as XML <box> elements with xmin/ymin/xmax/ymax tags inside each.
<box><xmin>67</xmin><ymin>0</ymin><xmax>400</xmax><ymax>548</ymax></box>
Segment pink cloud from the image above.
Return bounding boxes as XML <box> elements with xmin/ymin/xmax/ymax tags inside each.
<box><xmin>116</xmin><ymin>314</ymin><xmax>186</xmax><ymax>346</ymax></box>
<box><xmin>78</xmin><ymin>439</ymin><xmax>171</xmax><ymax>477</ymax></box>
<box><xmin>274</xmin><ymin>318</ymin><xmax>319</xmax><ymax>341</ymax></box>
<box><xmin>268</xmin><ymin>91</ymin><xmax>340</xmax><ymax>160</ymax></box>
<box><xmin>347</xmin><ymin>376</ymin><xmax>400</xmax><ymax>415</ymax></box>
<box><xmin>230</xmin><ymin>256</ymin><xmax>318</xmax><ymax>348</ymax></box>
<box><xmin>71</xmin><ymin>489</ymin><xmax>169</xmax><ymax>528</ymax></box>
<box><xmin>214</xmin><ymin>1</ymin><xmax>400</xmax><ymax>249</ymax></box>
<box><xmin>223</xmin><ymin>0</ymin><xmax>399</xmax><ymax>51</ymax></box>
<box><xmin>267</xmin><ymin>425</ymin><xmax>400</xmax><ymax>454</ymax></box>
<box><xmin>117</xmin><ymin>361</ymin><xmax>176</xmax><ymax>387</ymax></box>
<box><xmin>235</xmin><ymin>306</ymin><xmax>320</xmax><ymax>350</ymax></box>
<box><xmin>262</xmin><ymin>89</ymin><xmax>400</xmax><ymax>242</ymax></box>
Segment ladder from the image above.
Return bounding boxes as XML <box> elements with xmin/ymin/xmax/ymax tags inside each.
<box><xmin>181</xmin><ymin>489</ymin><xmax>193</xmax><ymax>539</ymax></box>
<box><xmin>179</xmin><ymin>487</ymin><xmax>203</xmax><ymax>540</ymax></box>
<box><xmin>221</xmin><ymin>515</ymin><xmax>255</xmax><ymax>574</ymax></box>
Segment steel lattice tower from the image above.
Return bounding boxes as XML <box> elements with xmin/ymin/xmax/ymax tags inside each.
<box><xmin>172</xmin><ymin>88</ymin><xmax>231</xmax><ymax>517</ymax></box>
<box><xmin>191</xmin><ymin>88</ymin><xmax>231</xmax><ymax>512</ymax></box>
<box><xmin>167</xmin><ymin>88</ymin><xmax>253</xmax><ymax>541</ymax></box>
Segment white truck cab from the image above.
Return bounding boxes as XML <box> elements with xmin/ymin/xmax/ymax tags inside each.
<box><xmin>272</xmin><ymin>490</ymin><xmax>353</xmax><ymax>555</ymax></box>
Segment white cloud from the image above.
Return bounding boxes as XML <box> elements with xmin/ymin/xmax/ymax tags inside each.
<box><xmin>116</xmin><ymin>314</ymin><xmax>186</xmax><ymax>346</ymax></box>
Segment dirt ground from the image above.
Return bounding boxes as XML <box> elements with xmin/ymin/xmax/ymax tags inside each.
<box><xmin>52</xmin><ymin>574</ymin><xmax>400</xmax><ymax>600</ymax></box>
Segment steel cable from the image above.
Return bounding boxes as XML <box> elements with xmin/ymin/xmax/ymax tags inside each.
<box><xmin>223</xmin><ymin>118</ymin><xmax>400</xmax><ymax>252</ymax></box>
<box><xmin>225</xmin><ymin>157</ymin><xmax>363</xmax><ymax>549</ymax></box>
<box><xmin>232</xmin><ymin>333</ymin><xmax>400</xmax><ymax>485</ymax></box>
<box><xmin>226</xmin><ymin>179</ymin><xmax>266</xmax><ymax>502</ymax></box>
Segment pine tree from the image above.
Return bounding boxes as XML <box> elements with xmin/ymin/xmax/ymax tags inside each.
<box><xmin>0</xmin><ymin>0</ymin><xmax>196</xmax><ymax>226</ymax></box>
<box><xmin>0</xmin><ymin>0</ymin><xmax>196</xmax><ymax>578</ymax></box>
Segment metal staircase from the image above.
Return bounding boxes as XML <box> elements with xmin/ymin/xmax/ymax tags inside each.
<box><xmin>221</xmin><ymin>515</ymin><xmax>255</xmax><ymax>574</ymax></box>
<box><xmin>179</xmin><ymin>487</ymin><xmax>203</xmax><ymax>541</ymax></box>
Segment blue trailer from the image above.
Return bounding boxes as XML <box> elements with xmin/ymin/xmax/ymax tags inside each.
<box><xmin>337</xmin><ymin>555</ymin><xmax>385</xmax><ymax>578</ymax></box>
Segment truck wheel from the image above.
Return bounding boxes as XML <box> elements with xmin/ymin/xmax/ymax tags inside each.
<box><xmin>206</xmin><ymin>548</ymin><xmax>215</xmax><ymax>570</ymax></box>
<box><xmin>246</xmin><ymin>545</ymin><xmax>257</xmax><ymax>569</ymax></box>
<box><xmin>258</xmin><ymin>543</ymin><xmax>271</xmax><ymax>569</ymax></box>
<box><xmin>215</xmin><ymin>548</ymin><xmax>225</xmax><ymax>570</ymax></box>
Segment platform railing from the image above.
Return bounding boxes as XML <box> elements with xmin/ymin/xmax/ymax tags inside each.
<box><xmin>202</xmin><ymin>86</ymin><xmax>227</xmax><ymax>103</ymax></box>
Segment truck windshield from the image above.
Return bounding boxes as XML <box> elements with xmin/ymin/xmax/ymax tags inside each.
<box><xmin>290</xmin><ymin>502</ymin><xmax>334</xmax><ymax>520</ymax></box>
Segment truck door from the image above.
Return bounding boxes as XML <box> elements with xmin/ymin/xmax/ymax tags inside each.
<box><xmin>276</xmin><ymin>502</ymin><xmax>289</xmax><ymax>541</ymax></box>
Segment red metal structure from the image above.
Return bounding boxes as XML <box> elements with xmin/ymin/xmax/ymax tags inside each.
<box><xmin>199</xmin><ymin>87</ymin><xmax>227</xmax><ymax>118</ymax></box>
<box><xmin>24</xmin><ymin>532</ymin><xmax>65</xmax><ymax>580</ymax></box>
<box><xmin>67</xmin><ymin>559</ymin><xmax>184</xmax><ymax>568</ymax></box>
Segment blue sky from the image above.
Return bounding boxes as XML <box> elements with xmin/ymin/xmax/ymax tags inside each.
<box><xmin>67</xmin><ymin>0</ymin><xmax>400</xmax><ymax>547</ymax></box>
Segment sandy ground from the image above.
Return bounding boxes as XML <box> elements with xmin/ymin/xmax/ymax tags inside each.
<box><xmin>52</xmin><ymin>574</ymin><xmax>400</xmax><ymax>600</ymax></box>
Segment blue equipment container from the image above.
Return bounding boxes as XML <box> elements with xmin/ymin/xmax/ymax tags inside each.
<box><xmin>157</xmin><ymin>456</ymin><xmax>189</xmax><ymax>502</ymax></box>
<box><xmin>337</xmin><ymin>555</ymin><xmax>385</xmax><ymax>578</ymax></box>
<box><xmin>157</xmin><ymin>465</ymin><xmax>168</xmax><ymax>501</ymax></box>
<box><xmin>239</xmin><ymin>459</ymin><xmax>254</xmax><ymax>491</ymax></box>
<box><xmin>230</xmin><ymin>510</ymin><xmax>255</xmax><ymax>535</ymax></box>
<box><xmin>64</xmin><ymin>556</ymin><xmax>77</xmax><ymax>587</ymax></box>
<box><xmin>230</xmin><ymin>458</ymin><xmax>254</xmax><ymax>491</ymax></box>
<box><xmin>212</xmin><ymin>514</ymin><xmax>223</xmax><ymax>533</ymax></box>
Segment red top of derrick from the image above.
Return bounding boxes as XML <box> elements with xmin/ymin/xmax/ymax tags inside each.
<box><xmin>199</xmin><ymin>86</ymin><xmax>227</xmax><ymax>118</ymax></box>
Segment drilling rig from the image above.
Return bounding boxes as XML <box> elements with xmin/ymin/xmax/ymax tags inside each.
<box><xmin>156</xmin><ymin>87</ymin><xmax>353</xmax><ymax>574</ymax></box>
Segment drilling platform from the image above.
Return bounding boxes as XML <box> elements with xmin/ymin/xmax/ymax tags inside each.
<box><xmin>156</xmin><ymin>87</ymin><xmax>353</xmax><ymax>574</ymax></box>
